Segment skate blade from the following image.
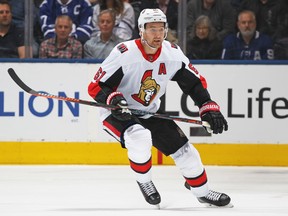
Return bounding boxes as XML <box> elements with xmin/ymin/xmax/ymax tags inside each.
<box><xmin>155</xmin><ymin>204</ymin><xmax>160</xmax><ymax>210</ymax></box>
<box><xmin>202</xmin><ymin>202</ymin><xmax>234</xmax><ymax>208</ymax></box>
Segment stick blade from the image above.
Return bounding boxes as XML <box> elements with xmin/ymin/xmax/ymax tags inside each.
<box><xmin>8</xmin><ymin>68</ymin><xmax>37</xmax><ymax>94</ymax></box>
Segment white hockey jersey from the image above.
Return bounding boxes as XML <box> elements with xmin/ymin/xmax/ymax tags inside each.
<box><xmin>88</xmin><ymin>39</ymin><xmax>209</xmax><ymax>121</ymax></box>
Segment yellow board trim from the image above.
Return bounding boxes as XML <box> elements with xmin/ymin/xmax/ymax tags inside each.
<box><xmin>0</xmin><ymin>142</ymin><xmax>287</xmax><ymax>166</ymax></box>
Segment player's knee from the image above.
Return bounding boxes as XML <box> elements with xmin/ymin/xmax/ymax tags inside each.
<box><xmin>171</xmin><ymin>143</ymin><xmax>196</xmax><ymax>160</ymax></box>
<box><xmin>170</xmin><ymin>143</ymin><xmax>203</xmax><ymax>175</ymax></box>
<box><xmin>124</xmin><ymin>124</ymin><xmax>152</xmax><ymax>161</ymax></box>
<box><xmin>124</xmin><ymin>124</ymin><xmax>152</xmax><ymax>145</ymax></box>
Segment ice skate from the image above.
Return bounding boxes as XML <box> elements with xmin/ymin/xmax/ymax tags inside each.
<box><xmin>137</xmin><ymin>181</ymin><xmax>161</xmax><ymax>207</ymax></box>
<box><xmin>184</xmin><ymin>181</ymin><xmax>233</xmax><ymax>207</ymax></box>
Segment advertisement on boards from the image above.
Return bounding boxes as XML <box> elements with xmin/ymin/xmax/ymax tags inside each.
<box><xmin>0</xmin><ymin>63</ymin><xmax>287</xmax><ymax>144</ymax></box>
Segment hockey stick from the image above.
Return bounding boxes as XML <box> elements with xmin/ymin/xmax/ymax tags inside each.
<box><xmin>8</xmin><ymin>68</ymin><xmax>211</xmax><ymax>129</ymax></box>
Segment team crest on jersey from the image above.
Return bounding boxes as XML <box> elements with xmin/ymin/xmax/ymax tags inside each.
<box><xmin>117</xmin><ymin>43</ymin><xmax>128</xmax><ymax>53</ymax></box>
<box><xmin>131</xmin><ymin>70</ymin><xmax>160</xmax><ymax>106</ymax></box>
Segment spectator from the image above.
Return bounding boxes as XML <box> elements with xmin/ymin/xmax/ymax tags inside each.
<box><xmin>127</xmin><ymin>0</ymin><xmax>141</xmax><ymax>25</ymax></box>
<box><xmin>39</xmin><ymin>15</ymin><xmax>83</xmax><ymax>58</ymax></box>
<box><xmin>230</xmin><ymin>0</ymin><xmax>243</xmax><ymax>10</ymax></box>
<box><xmin>273</xmin><ymin>0</ymin><xmax>288</xmax><ymax>60</ymax></box>
<box><xmin>84</xmin><ymin>9</ymin><xmax>123</xmax><ymax>59</ymax></box>
<box><xmin>8</xmin><ymin>0</ymin><xmax>39</xmax><ymax>28</ymax></box>
<box><xmin>8</xmin><ymin>0</ymin><xmax>42</xmax><ymax>57</ymax></box>
<box><xmin>221</xmin><ymin>10</ymin><xmax>274</xmax><ymax>60</ymax></box>
<box><xmin>274</xmin><ymin>37</ymin><xmax>288</xmax><ymax>60</ymax></box>
<box><xmin>139</xmin><ymin>0</ymin><xmax>179</xmax><ymax>42</ymax></box>
<box><xmin>238</xmin><ymin>0</ymin><xmax>288</xmax><ymax>42</ymax></box>
<box><xmin>89</xmin><ymin>0</ymin><xmax>98</xmax><ymax>6</ymax></box>
<box><xmin>8</xmin><ymin>0</ymin><xmax>25</xmax><ymax>28</ymax></box>
<box><xmin>122</xmin><ymin>0</ymin><xmax>141</xmax><ymax>39</ymax></box>
<box><xmin>0</xmin><ymin>0</ymin><xmax>25</xmax><ymax>58</ymax></box>
<box><xmin>187</xmin><ymin>0</ymin><xmax>236</xmax><ymax>42</ymax></box>
<box><xmin>39</xmin><ymin>0</ymin><xmax>93</xmax><ymax>44</ymax></box>
<box><xmin>34</xmin><ymin>0</ymin><xmax>44</xmax><ymax>8</ymax></box>
<box><xmin>92</xmin><ymin>0</ymin><xmax>135</xmax><ymax>40</ymax></box>
<box><xmin>140</xmin><ymin>0</ymin><xmax>178</xmax><ymax>32</ymax></box>
<box><xmin>34</xmin><ymin>1</ymin><xmax>45</xmax><ymax>53</ymax></box>
<box><xmin>187</xmin><ymin>15</ymin><xmax>222</xmax><ymax>59</ymax></box>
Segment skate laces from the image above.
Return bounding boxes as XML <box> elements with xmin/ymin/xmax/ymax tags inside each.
<box><xmin>205</xmin><ymin>190</ymin><xmax>222</xmax><ymax>201</ymax></box>
<box><xmin>138</xmin><ymin>181</ymin><xmax>157</xmax><ymax>196</ymax></box>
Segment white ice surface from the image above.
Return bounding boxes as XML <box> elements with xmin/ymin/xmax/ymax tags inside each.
<box><xmin>0</xmin><ymin>165</ymin><xmax>287</xmax><ymax>216</ymax></box>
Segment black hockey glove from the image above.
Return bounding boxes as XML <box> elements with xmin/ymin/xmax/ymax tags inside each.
<box><xmin>107</xmin><ymin>92</ymin><xmax>132</xmax><ymax>121</ymax></box>
<box><xmin>199</xmin><ymin>101</ymin><xmax>228</xmax><ymax>134</ymax></box>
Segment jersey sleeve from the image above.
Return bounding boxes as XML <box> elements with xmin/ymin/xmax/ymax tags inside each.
<box><xmin>88</xmin><ymin>43</ymin><xmax>125</xmax><ymax>103</ymax></box>
<box><xmin>171</xmin><ymin>47</ymin><xmax>211</xmax><ymax>107</ymax></box>
<box><xmin>39</xmin><ymin>0</ymin><xmax>56</xmax><ymax>39</ymax></box>
<box><xmin>73</xmin><ymin>0</ymin><xmax>93</xmax><ymax>43</ymax></box>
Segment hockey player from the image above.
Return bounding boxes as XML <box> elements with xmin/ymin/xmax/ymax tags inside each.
<box><xmin>39</xmin><ymin>0</ymin><xmax>93</xmax><ymax>44</ymax></box>
<box><xmin>88</xmin><ymin>8</ymin><xmax>231</xmax><ymax>207</ymax></box>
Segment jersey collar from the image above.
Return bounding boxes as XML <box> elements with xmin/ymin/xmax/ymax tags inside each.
<box><xmin>135</xmin><ymin>39</ymin><xmax>162</xmax><ymax>62</ymax></box>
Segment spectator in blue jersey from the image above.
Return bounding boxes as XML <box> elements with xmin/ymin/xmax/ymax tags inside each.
<box><xmin>238</xmin><ymin>0</ymin><xmax>288</xmax><ymax>42</ymax></box>
<box><xmin>84</xmin><ymin>9</ymin><xmax>123</xmax><ymax>59</ymax></box>
<box><xmin>187</xmin><ymin>15</ymin><xmax>222</xmax><ymax>59</ymax></box>
<box><xmin>221</xmin><ymin>10</ymin><xmax>274</xmax><ymax>60</ymax></box>
<box><xmin>39</xmin><ymin>0</ymin><xmax>93</xmax><ymax>44</ymax></box>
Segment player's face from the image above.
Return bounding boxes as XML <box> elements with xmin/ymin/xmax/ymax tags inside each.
<box><xmin>0</xmin><ymin>4</ymin><xmax>12</xmax><ymax>27</ymax></box>
<box><xmin>237</xmin><ymin>13</ymin><xmax>256</xmax><ymax>37</ymax></box>
<box><xmin>143</xmin><ymin>22</ymin><xmax>166</xmax><ymax>49</ymax></box>
<box><xmin>55</xmin><ymin>18</ymin><xmax>72</xmax><ymax>40</ymax></box>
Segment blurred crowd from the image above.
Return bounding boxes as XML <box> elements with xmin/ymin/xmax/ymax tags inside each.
<box><xmin>1</xmin><ymin>0</ymin><xmax>288</xmax><ymax>60</ymax></box>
